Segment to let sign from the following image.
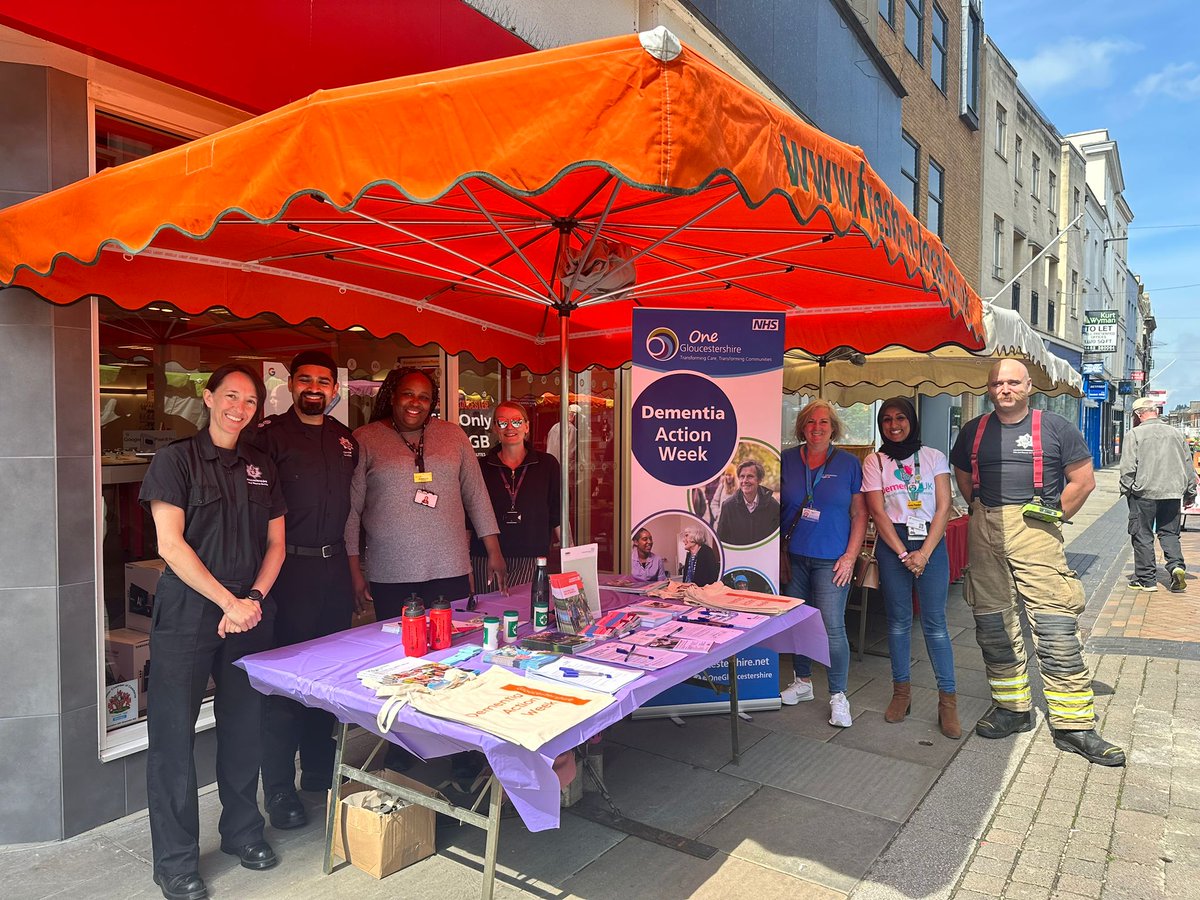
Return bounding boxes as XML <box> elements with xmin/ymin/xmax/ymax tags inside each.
<box><xmin>1082</xmin><ymin>310</ymin><xmax>1119</xmax><ymax>353</ymax></box>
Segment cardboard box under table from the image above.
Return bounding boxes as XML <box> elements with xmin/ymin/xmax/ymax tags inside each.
<box><xmin>238</xmin><ymin>582</ymin><xmax>828</xmax><ymax>900</ymax></box>
<box><xmin>332</xmin><ymin>769</ymin><xmax>437</xmax><ymax>879</ymax></box>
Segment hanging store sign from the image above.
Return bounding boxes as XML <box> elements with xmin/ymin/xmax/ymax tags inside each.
<box><xmin>1081</xmin><ymin>361</ymin><xmax>1105</xmax><ymax>376</ymax></box>
<box><xmin>1085</xmin><ymin>376</ymin><xmax>1109</xmax><ymax>402</ymax></box>
<box><xmin>1130</xmin><ymin>370</ymin><xmax>1145</xmax><ymax>382</ymax></box>
<box><xmin>1082</xmin><ymin>310</ymin><xmax>1119</xmax><ymax>353</ymax></box>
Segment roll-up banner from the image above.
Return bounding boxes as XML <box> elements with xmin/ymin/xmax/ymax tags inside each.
<box><xmin>630</xmin><ymin>310</ymin><xmax>785</xmax><ymax>717</ymax></box>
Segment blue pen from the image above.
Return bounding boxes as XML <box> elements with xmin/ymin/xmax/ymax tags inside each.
<box><xmin>561</xmin><ymin>667</ymin><xmax>612</xmax><ymax>678</ymax></box>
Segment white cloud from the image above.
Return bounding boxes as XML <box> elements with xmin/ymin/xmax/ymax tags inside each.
<box><xmin>1134</xmin><ymin>62</ymin><xmax>1200</xmax><ymax>100</ymax></box>
<box><xmin>1013</xmin><ymin>37</ymin><xmax>1139</xmax><ymax>95</ymax></box>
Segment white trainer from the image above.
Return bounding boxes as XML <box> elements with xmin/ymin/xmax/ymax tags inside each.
<box><xmin>780</xmin><ymin>678</ymin><xmax>814</xmax><ymax>705</ymax></box>
<box><xmin>829</xmin><ymin>692</ymin><xmax>852</xmax><ymax>727</ymax></box>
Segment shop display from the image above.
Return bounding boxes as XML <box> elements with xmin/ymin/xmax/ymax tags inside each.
<box><xmin>124</xmin><ymin>559</ymin><xmax>165</xmax><ymax>633</ymax></box>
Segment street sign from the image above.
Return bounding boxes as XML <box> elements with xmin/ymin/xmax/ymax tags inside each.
<box><xmin>1118</xmin><ymin>380</ymin><xmax>1132</xmax><ymax>395</ymax></box>
<box><xmin>1085</xmin><ymin>376</ymin><xmax>1109</xmax><ymax>401</ymax></box>
<box><xmin>1082</xmin><ymin>310</ymin><xmax>1119</xmax><ymax>353</ymax></box>
<box><xmin>1130</xmin><ymin>370</ymin><xmax>1145</xmax><ymax>382</ymax></box>
<box><xmin>1081</xmin><ymin>361</ymin><xmax>1105</xmax><ymax>375</ymax></box>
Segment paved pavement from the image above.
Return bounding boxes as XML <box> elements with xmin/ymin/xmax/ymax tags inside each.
<box><xmin>6</xmin><ymin>465</ymin><xmax>1197</xmax><ymax>899</ymax></box>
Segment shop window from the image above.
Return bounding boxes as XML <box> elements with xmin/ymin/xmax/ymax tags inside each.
<box><xmin>95</xmin><ymin>112</ymin><xmax>188</xmax><ymax>172</ymax></box>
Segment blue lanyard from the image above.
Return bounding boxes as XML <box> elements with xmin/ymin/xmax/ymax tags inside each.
<box><xmin>802</xmin><ymin>446</ymin><xmax>833</xmax><ymax>508</ymax></box>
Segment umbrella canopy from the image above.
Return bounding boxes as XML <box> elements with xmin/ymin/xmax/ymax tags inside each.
<box><xmin>783</xmin><ymin>303</ymin><xmax>1083</xmax><ymax>405</ymax></box>
<box><xmin>0</xmin><ymin>28</ymin><xmax>983</xmax><ymax>376</ymax></box>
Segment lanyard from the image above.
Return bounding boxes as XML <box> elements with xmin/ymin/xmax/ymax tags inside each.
<box><xmin>802</xmin><ymin>445</ymin><xmax>833</xmax><ymax>508</ymax></box>
<box><xmin>499</xmin><ymin>464</ymin><xmax>527</xmax><ymax>511</ymax></box>
<box><xmin>391</xmin><ymin>419</ymin><xmax>426</xmax><ymax>472</ymax></box>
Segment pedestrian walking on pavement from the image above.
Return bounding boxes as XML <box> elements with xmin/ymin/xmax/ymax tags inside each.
<box><xmin>862</xmin><ymin>397</ymin><xmax>961</xmax><ymax>739</ymax></box>
<box><xmin>1120</xmin><ymin>395</ymin><xmax>1195</xmax><ymax>593</ymax></box>
<box><xmin>949</xmin><ymin>359</ymin><xmax>1125</xmax><ymax>767</ymax></box>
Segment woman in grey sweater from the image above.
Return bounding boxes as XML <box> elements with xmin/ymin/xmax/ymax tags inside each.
<box><xmin>345</xmin><ymin>368</ymin><xmax>506</xmax><ymax>619</ymax></box>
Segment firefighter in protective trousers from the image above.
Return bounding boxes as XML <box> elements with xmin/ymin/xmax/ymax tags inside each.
<box><xmin>949</xmin><ymin>359</ymin><xmax>1125</xmax><ymax>766</ymax></box>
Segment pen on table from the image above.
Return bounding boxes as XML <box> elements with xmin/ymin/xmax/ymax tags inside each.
<box><xmin>615</xmin><ymin>642</ymin><xmax>648</xmax><ymax>662</ymax></box>
<box><xmin>560</xmin><ymin>667</ymin><xmax>612</xmax><ymax>679</ymax></box>
<box><xmin>682</xmin><ymin>616</ymin><xmax>734</xmax><ymax>628</ymax></box>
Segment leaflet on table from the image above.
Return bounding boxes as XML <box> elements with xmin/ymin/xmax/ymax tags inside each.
<box><xmin>624</xmin><ymin>630</ymin><xmax>714</xmax><ymax>654</ymax></box>
<box><xmin>529</xmin><ymin>656</ymin><xmax>643</xmax><ymax>694</ymax></box>
<box><xmin>356</xmin><ymin>658</ymin><xmax>474</xmax><ymax>693</ymax></box>
<box><xmin>580</xmin><ymin>610</ymin><xmax>640</xmax><ymax>639</ymax></box>
<box><xmin>478</xmin><ymin>646</ymin><xmax>558</xmax><ymax>671</ymax></box>
<box><xmin>407</xmin><ymin>666</ymin><xmax>614</xmax><ymax>752</ymax></box>
<box><xmin>676</xmin><ymin>608</ymin><xmax>769</xmax><ymax>629</ymax></box>
<box><xmin>682</xmin><ymin>583</ymin><xmax>803</xmax><ymax>615</ymax></box>
<box><xmin>578</xmin><ymin>639</ymin><xmax>686</xmax><ymax>671</ymax></box>
<box><xmin>604</xmin><ymin>577</ymin><xmax>674</xmax><ymax>595</ymax></box>
<box><xmin>628</xmin><ymin>620</ymin><xmax>739</xmax><ymax>651</ymax></box>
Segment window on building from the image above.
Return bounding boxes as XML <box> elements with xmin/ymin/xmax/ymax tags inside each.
<box><xmin>931</xmin><ymin>5</ymin><xmax>948</xmax><ymax>91</ymax></box>
<box><xmin>1031</xmin><ymin>290</ymin><xmax>1040</xmax><ymax>328</ymax></box>
<box><xmin>993</xmin><ymin>216</ymin><xmax>1005</xmax><ymax>279</ymax></box>
<box><xmin>1031</xmin><ymin>153</ymin><xmax>1041</xmax><ymax>199</ymax></box>
<box><xmin>1014</xmin><ymin>135</ymin><xmax>1023</xmax><ymax>184</ymax></box>
<box><xmin>1070</xmin><ymin>271</ymin><xmax>1079</xmax><ymax>317</ymax></box>
<box><xmin>901</xmin><ymin>132</ymin><xmax>920</xmax><ymax>213</ymax></box>
<box><xmin>1073</xmin><ymin>187</ymin><xmax>1081</xmax><ymax>217</ymax></box>
<box><xmin>1048</xmin><ymin>297</ymin><xmax>1056</xmax><ymax>333</ymax></box>
<box><xmin>905</xmin><ymin>0</ymin><xmax>924</xmax><ymax>63</ymax></box>
<box><xmin>926</xmin><ymin>157</ymin><xmax>944</xmax><ymax>237</ymax></box>
<box><xmin>1048</xmin><ymin>170</ymin><xmax>1057</xmax><ymax>214</ymax></box>
<box><xmin>880</xmin><ymin>0</ymin><xmax>894</xmax><ymax>25</ymax></box>
<box><xmin>961</xmin><ymin>1</ymin><xmax>982</xmax><ymax>125</ymax></box>
<box><xmin>995</xmin><ymin>103</ymin><xmax>1007</xmax><ymax>156</ymax></box>
<box><xmin>1012</xmin><ymin>282</ymin><xmax>1021</xmax><ymax>314</ymax></box>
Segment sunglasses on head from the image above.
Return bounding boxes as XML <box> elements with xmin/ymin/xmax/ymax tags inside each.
<box><xmin>495</xmin><ymin>418</ymin><xmax>526</xmax><ymax>429</ymax></box>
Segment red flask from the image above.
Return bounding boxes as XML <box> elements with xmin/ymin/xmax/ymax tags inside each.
<box><xmin>401</xmin><ymin>596</ymin><xmax>428</xmax><ymax>658</ymax></box>
<box><xmin>429</xmin><ymin>597</ymin><xmax>453</xmax><ymax>651</ymax></box>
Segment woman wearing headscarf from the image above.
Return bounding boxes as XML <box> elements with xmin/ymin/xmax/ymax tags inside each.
<box><xmin>779</xmin><ymin>400</ymin><xmax>866</xmax><ymax>728</ymax></box>
<box><xmin>861</xmin><ymin>397</ymin><xmax>960</xmax><ymax>739</ymax></box>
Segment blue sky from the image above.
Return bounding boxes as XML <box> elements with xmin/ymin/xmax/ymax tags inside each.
<box><xmin>983</xmin><ymin>0</ymin><xmax>1200</xmax><ymax>411</ymax></box>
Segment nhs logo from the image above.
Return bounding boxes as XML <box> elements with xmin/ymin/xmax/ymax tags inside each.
<box><xmin>751</xmin><ymin>318</ymin><xmax>780</xmax><ymax>331</ymax></box>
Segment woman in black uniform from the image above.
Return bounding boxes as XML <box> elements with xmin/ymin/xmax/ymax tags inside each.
<box><xmin>139</xmin><ymin>364</ymin><xmax>286</xmax><ymax>900</ymax></box>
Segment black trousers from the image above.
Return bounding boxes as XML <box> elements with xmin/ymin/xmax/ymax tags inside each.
<box><xmin>147</xmin><ymin>576</ymin><xmax>275</xmax><ymax>877</ymax></box>
<box><xmin>1128</xmin><ymin>496</ymin><xmax>1185</xmax><ymax>583</ymax></box>
<box><xmin>261</xmin><ymin>554</ymin><xmax>353</xmax><ymax>795</ymax></box>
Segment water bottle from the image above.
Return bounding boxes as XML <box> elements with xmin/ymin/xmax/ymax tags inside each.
<box><xmin>429</xmin><ymin>596</ymin><xmax>453</xmax><ymax>651</ymax></box>
<box><xmin>531</xmin><ymin>556</ymin><xmax>551</xmax><ymax>627</ymax></box>
<box><xmin>401</xmin><ymin>595</ymin><xmax>428</xmax><ymax>657</ymax></box>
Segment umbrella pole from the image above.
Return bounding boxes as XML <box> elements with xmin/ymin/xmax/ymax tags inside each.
<box><xmin>559</xmin><ymin>309</ymin><xmax>572</xmax><ymax>548</ymax></box>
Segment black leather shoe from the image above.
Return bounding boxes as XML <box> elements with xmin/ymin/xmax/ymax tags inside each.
<box><xmin>220</xmin><ymin>840</ymin><xmax>278</xmax><ymax>870</ymax></box>
<box><xmin>266</xmin><ymin>790</ymin><xmax>308</xmax><ymax>829</ymax></box>
<box><xmin>153</xmin><ymin>870</ymin><xmax>207</xmax><ymax>900</ymax></box>
<box><xmin>975</xmin><ymin>706</ymin><xmax>1034</xmax><ymax>739</ymax></box>
<box><xmin>1052</xmin><ymin>728</ymin><xmax>1127</xmax><ymax>767</ymax></box>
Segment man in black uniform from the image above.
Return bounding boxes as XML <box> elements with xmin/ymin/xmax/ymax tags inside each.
<box><xmin>251</xmin><ymin>351</ymin><xmax>359</xmax><ymax>829</ymax></box>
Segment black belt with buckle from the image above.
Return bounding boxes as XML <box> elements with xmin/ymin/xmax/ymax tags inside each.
<box><xmin>285</xmin><ymin>543</ymin><xmax>343</xmax><ymax>558</ymax></box>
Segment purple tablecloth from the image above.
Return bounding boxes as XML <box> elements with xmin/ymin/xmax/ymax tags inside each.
<box><xmin>238</xmin><ymin>582</ymin><xmax>828</xmax><ymax>832</ymax></box>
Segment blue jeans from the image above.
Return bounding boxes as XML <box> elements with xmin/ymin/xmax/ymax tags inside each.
<box><xmin>874</xmin><ymin>523</ymin><xmax>956</xmax><ymax>693</ymax></box>
<box><xmin>786</xmin><ymin>554</ymin><xmax>850</xmax><ymax>695</ymax></box>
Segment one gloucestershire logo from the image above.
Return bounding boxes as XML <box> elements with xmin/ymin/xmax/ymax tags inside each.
<box><xmin>646</xmin><ymin>327</ymin><xmax>680</xmax><ymax>362</ymax></box>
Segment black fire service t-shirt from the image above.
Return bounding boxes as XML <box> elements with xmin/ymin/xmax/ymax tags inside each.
<box><xmin>950</xmin><ymin>410</ymin><xmax>1091</xmax><ymax>509</ymax></box>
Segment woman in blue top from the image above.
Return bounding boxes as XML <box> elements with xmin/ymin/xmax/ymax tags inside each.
<box><xmin>779</xmin><ymin>400</ymin><xmax>867</xmax><ymax>727</ymax></box>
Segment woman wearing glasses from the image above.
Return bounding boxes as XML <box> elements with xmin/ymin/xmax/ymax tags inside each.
<box><xmin>470</xmin><ymin>400</ymin><xmax>561</xmax><ymax>588</ymax></box>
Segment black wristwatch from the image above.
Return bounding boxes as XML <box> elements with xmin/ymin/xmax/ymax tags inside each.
<box><xmin>246</xmin><ymin>589</ymin><xmax>264</xmax><ymax>602</ymax></box>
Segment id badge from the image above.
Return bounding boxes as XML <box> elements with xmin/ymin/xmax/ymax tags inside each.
<box><xmin>907</xmin><ymin>499</ymin><xmax>923</xmax><ymax>510</ymax></box>
<box><xmin>504</xmin><ymin>509</ymin><xmax>522</xmax><ymax>526</ymax></box>
<box><xmin>801</xmin><ymin>507</ymin><xmax>821</xmax><ymax>522</ymax></box>
<box><xmin>907</xmin><ymin>518</ymin><xmax>928</xmax><ymax>538</ymax></box>
<box><xmin>414</xmin><ymin>488</ymin><xmax>438</xmax><ymax>508</ymax></box>
<box><xmin>413</xmin><ymin>471</ymin><xmax>433</xmax><ymax>484</ymax></box>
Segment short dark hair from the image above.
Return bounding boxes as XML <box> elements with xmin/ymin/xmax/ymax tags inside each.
<box><xmin>204</xmin><ymin>363</ymin><xmax>266</xmax><ymax>426</ymax></box>
<box><xmin>289</xmin><ymin>350</ymin><xmax>338</xmax><ymax>379</ymax></box>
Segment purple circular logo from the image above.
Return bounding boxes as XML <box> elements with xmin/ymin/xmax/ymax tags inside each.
<box><xmin>632</xmin><ymin>374</ymin><xmax>736</xmax><ymax>486</ymax></box>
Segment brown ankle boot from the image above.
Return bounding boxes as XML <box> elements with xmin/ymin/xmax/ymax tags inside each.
<box><xmin>885</xmin><ymin>681</ymin><xmax>911</xmax><ymax>723</ymax></box>
<box><xmin>938</xmin><ymin>691</ymin><xmax>962</xmax><ymax>740</ymax></box>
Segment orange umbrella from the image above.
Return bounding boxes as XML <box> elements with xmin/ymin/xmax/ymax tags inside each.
<box><xmin>0</xmin><ymin>28</ymin><xmax>982</xmax><ymax>376</ymax></box>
